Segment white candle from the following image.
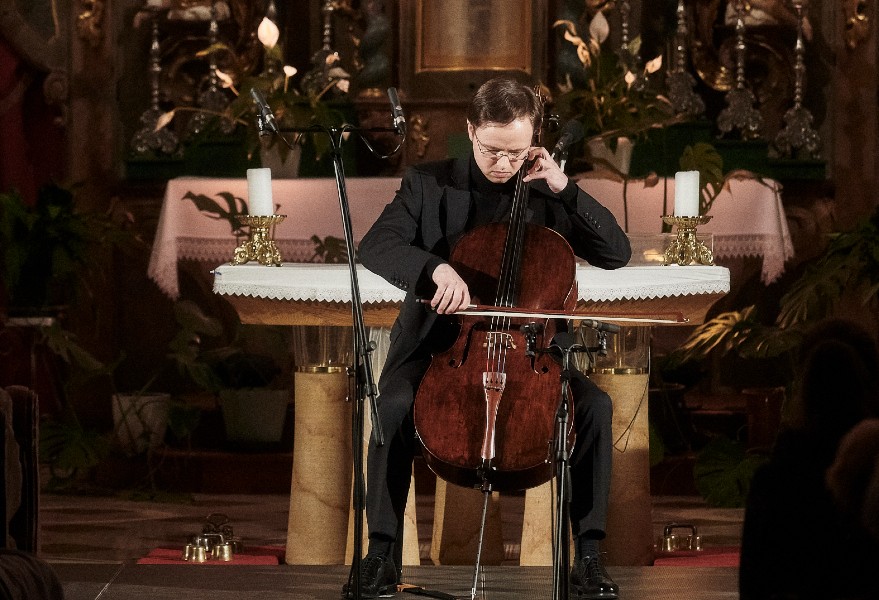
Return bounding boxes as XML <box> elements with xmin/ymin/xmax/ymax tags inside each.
<box><xmin>674</xmin><ymin>170</ymin><xmax>700</xmax><ymax>217</ymax></box>
<box><xmin>247</xmin><ymin>168</ymin><xmax>274</xmax><ymax>216</ymax></box>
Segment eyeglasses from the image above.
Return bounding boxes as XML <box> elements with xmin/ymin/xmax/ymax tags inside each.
<box><xmin>473</xmin><ymin>131</ymin><xmax>530</xmax><ymax>163</ymax></box>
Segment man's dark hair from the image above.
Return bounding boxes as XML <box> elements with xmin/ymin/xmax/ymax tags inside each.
<box><xmin>467</xmin><ymin>78</ymin><xmax>542</xmax><ymax>129</ymax></box>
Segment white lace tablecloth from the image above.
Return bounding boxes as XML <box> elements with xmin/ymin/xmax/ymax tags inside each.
<box><xmin>577</xmin><ymin>173</ymin><xmax>793</xmax><ymax>285</ymax></box>
<box><xmin>212</xmin><ymin>263</ymin><xmax>730</xmax><ymax>304</ymax></box>
<box><xmin>149</xmin><ymin>174</ymin><xmax>785</xmax><ymax>299</ymax></box>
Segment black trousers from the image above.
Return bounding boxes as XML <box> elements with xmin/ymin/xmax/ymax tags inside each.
<box><xmin>365</xmin><ymin>353</ymin><xmax>614</xmax><ymax>559</ymax></box>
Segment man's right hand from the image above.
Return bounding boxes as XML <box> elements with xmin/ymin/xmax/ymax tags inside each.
<box><xmin>430</xmin><ymin>263</ymin><xmax>471</xmax><ymax>314</ymax></box>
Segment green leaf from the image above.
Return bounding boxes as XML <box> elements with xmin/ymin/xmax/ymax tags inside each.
<box><xmin>39</xmin><ymin>421</ymin><xmax>109</xmax><ymax>476</ymax></box>
<box><xmin>694</xmin><ymin>437</ymin><xmax>767</xmax><ymax>507</ymax></box>
<box><xmin>666</xmin><ymin>307</ymin><xmax>758</xmax><ymax>366</ymax></box>
<box><xmin>166</xmin><ymin>399</ymin><xmax>201</xmax><ymax>440</ymax></box>
<box><xmin>649</xmin><ymin>422</ymin><xmax>666</xmax><ymax>467</ymax></box>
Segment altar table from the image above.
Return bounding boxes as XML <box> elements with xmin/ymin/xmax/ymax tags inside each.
<box><xmin>213</xmin><ymin>262</ymin><xmax>730</xmax><ymax>567</ymax></box>
<box><xmin>212</xmin><ymin>262</ymin><xmax>730</xmax><ymax>327</ymax></box>
<box><xmin>151</xmin><ymin>174</ymin><xmax>788</xmax><ymax>299</ymax></box>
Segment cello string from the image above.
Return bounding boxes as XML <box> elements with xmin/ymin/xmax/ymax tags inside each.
<box><xmin>488</xmin><ymin>164</ymin><xmax>528</xmax><ymax>378</ymax></box>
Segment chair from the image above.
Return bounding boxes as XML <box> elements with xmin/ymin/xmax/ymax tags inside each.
<box><xmin>1</xmin><ymin>386</ymin><xmax>39</xmax><ymax>553</ymax></box>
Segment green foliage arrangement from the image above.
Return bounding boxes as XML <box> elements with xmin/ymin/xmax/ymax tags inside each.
<box><xmin>0</xmin><ymin>185</ymin><xmax>130</xmax><ymax>312</ymax></box>
<box><xmin>694</xmin><ymin>436</ymin><xmax>768</xmax><ymax>508</ymax></box>
<box><xmin>671</xmin><ymin>207</ymin><xmax>879</xmax><ymax>372</ymax></box>
<box><xmin>158</xmin><ymin>15</ymin><xmax>351</xmax><ymax>164</ymax></box>
<box><xmin>553</xmin><ymin>12</ymin><xmax>679</xmax><ymax>150</ymax></box>
<box><xmin>38</xmin><ymin>300</ymin><xmax>224</xmax><ymax>482</ymax></box>
<box><xmin>663</xmin><ymin>207</ymin><xmax>879</xmax><ymax>507</ymax></box>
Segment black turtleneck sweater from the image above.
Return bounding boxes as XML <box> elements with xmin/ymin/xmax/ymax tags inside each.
<box><xmin>467</xmin><ymin>157</ymin><xmax>517</xmax><ymax>228</ymax></box>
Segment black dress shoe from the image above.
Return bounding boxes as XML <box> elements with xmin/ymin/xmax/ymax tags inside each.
<box><xmin>342</xmin><ymin>553</ymin><xmax>399</xmax><ymax>598</ymax></box>
<box><xmin>570</xmin><ymin>553</ymin><xmax>619</xmax><ymax>599</ymax></box>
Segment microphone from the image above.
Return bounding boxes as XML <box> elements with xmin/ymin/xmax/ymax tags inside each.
<box><xmin>250</xmin><ymin>88</ymin><xmax>279</xmax><ymax>137</ymax></box>
<box><xmin>519</xmin><ymin>322</ymin><xmax>545</xmax><ymax>336</ymax></box>
<box><xmin>551</xmin><ymin>119</ymin><xmax>585</xmax><ymax>162</ymax></box>
<box><xmin>520</xmin><ymin>322</ymin><xmax>544</xmax><ymax>357</ymax></box>
<box><xmin>580</xmin><ymin>319</ymin><xmax>621</xmax><ymax>334</ymax></box>
<box><xmin>387</xmin><ymin>87</ymin><xmax>406</xmax><ymax>135</ymax></box>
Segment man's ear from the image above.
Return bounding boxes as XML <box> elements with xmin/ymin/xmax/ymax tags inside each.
<box><xmin>466</xmin><ymin>121</ymin><xmax>474</xmax><ymax>141</ymax></box>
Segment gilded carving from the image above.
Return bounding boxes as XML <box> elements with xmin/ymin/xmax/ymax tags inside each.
<box><xmin>43</xmin><ymin>70</ymin><xmax>69</xmax><ymax>126</ymax></box>
<box><xmin>77</xmin><ymin>0</ymin><xmax>104</xmax><ymax>48</ymax></box>
<box><xmin>409</xmin><ymin>114</ymin><xmax>430</xmax><ymax>159</ymax></box>
<box><xmin>843</xmin><ymin>0</ymin><xmax>870</xmax><ymax>49</ymax></box>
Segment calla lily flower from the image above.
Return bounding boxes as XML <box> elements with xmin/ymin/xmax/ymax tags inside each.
<box><xmin>215</xmin><ymin>69</ymin><xmax>234</xmax><ymax>88</ymax></box>
<box><xmin>589</xmin><ymin>11</ymin><xmax>609</xmax><ymax>45</ymax></box>
<box><xmin>645</xmin><ymin>55</ymin><xmax>663</xmax><ymax>74</ymax></box>
<box><xmin>154</xmin><ymin>110</ymin><xmax>176</xmax><ymax>131</ymax></box>
<box><xmin>257</xmin><ymin>17</ymin><xmax>280</xmax><ymax>49</ymax></box>
<box><xmin>283</xmin><ymin>65</ymin><xmax>297</xmax><ymax>93</ymax></box>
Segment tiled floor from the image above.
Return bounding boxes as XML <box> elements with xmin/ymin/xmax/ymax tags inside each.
<box><xmin>39</xmin><ymin>491</ymin><xmax>744</xmax><ymax>599</ymax></box>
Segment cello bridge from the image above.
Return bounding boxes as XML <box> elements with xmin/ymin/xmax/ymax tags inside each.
<box><xmin>483</xmin><ymin>332</ymin><xmax>517</xmax><ymax>350</ymax></box>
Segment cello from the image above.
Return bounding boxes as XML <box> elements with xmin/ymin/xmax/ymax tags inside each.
<box><xmin>413</xmin><ymin>106</ymin><xmax>578</xmax><ymax>494</ymax></box>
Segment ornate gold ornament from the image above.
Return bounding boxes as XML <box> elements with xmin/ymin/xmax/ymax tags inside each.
<box><xmin>843</xmin><ymin>0</ymin><xmax>870</xmax><ymax>49</ymax></box>
<box><xmin>76</xmin><ymin>0</ymin><xmax>104</xmax><ymax>48</ymax></box>
<box><xmin>662</xmin><ymin>216</ymin><xmax>715</xmax><ymax>267</ymax></box>
<box><xmin>232</xmin><ymin>215</ymin><xmax>286</xmax><ymax>266</ymax></box>
<box><xmin>409</xmin><ymin>114</ymin><xmax>430</xmax><ymax>159</ymax></box>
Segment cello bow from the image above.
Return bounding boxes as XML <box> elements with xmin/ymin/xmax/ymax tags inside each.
<box><xmin>418</xmin><ymin>300</ymin><xmax>687</xmax><ymax>325</ymax></box>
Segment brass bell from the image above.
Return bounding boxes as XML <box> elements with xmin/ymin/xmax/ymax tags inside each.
<box><xmin>184</xmin><ymin>545</ymin><xmax>207</xmax><ymax>563</ymax></box>
<box><xmin>213</xmin><ymin>542</ymin><xmax>234</xmax><ymax>561</ymax></box>
<box><xmin>657</xmin><ymin>523</ymin><xmax>702</xmax><ymax>552</ymax></box>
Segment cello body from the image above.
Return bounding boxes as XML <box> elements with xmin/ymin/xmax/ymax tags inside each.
<box><xmin>413</xmin><ymin>221</ymin><xmax>578</xmax><ymax>491</ymax></box>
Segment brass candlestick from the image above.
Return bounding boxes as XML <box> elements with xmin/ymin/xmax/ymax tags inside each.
<box><xmin>662</xmin><ymin>215</ymin><xmax>714</xmax><ymax>266</ymax></box>
<box><xmin>232</xmin><ymin>215</ymin><xmax>286</xmax><ymax>266</ymax></box>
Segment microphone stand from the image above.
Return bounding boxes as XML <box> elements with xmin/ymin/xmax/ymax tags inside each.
<box><xmin>522</xmin><ymin>325</ymin><xmax>613</xmax><ymax>600</ymax></box>
<box><xmin>264</xmin><ymin>117</ymin><xmax>402</xmax><ymax>600</ymax></box>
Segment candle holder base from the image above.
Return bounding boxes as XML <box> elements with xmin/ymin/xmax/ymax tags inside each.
<box><xmin>662</xmin><ymin>215</ymin><xmax>714</xmax><ymax>266</ymax></box>
<box><xmin>232</xmin><ymin>215</ymin><xmax>286</xmax><ymax>266</ymax></box>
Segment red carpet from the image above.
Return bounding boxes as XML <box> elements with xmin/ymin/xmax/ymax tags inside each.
<box><xmin>653</xmin><ymin>546</ymin><xmax>740</xmax><ymax>567</ymax></box>
<box><xmin>138</xmin><ymin>545</ymin><xmax>285</xmax><ymax>565</ymax></box>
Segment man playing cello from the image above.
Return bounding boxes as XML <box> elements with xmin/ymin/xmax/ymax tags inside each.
<box><xmin>345</xmin><ymin>77</ymin><xmax>631</xmax><ymax>599</ymax></box>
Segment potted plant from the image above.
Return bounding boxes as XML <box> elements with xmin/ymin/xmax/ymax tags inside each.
<box><xmin>35</xmin><ymin>298</ymin><xmax>224</xmax><ymax>488</ymax></box>
<box><xmin>661</xmin><ymin>206</ymin><xmax>879</xmax><ymax>505</ymax></box>
<box><xmin>109</xmin><ymin>299</ymin><xmax>225</xmax><ymax>457</ymax></box>
<box><xmin>553</xmin><ymin>11</ymin><xmax>682</xmax><ymax>176</ymax></box>
<box><xmin>0</xmin><ymin>184</ymin><xmax>129</xmax><ymax>315</ymax></box>
<box><xmin>200</xmin><ymin>325</ymin><xmax>290</xmax><ymax>450</ymax></box>
<box><xmin>669</xmin><ymin>204</ymin><xmax>879</xmax><ymax>388</ymax></box>
<box><xmin>0</xmin><ymin>184</ymin><xmax>140</xmax><ymax>483</ymax></box>
<box><xmin>156</xmin><ymin>15</ymin><xmax>352</xmax><ymax>175</ymax></box>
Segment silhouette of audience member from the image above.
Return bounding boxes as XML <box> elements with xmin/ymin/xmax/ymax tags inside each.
<box><xmin>826</xmin><ymin>418</ymin><xmax>879</xmax><ymax>543</ymax></box>
<box><xmin>739</xmin><ymin>318</ymin><xmax>879</xmax><ymax>600</ymax></box>
<box><xmin>0</xmin><ymin>548</ymin><xmax>65</xmax><ymax>599</ymax></box>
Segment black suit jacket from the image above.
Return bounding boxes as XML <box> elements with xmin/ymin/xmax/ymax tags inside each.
<box><xmin>359</xmin><ymin>156</ymin><xmax>631</xmax><ymax>384</ymax></box>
